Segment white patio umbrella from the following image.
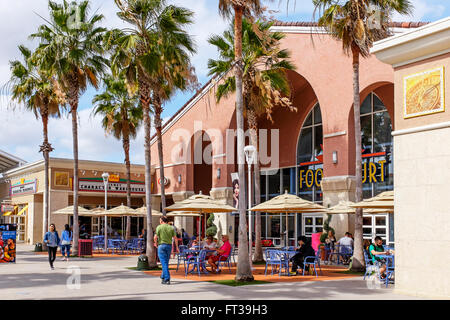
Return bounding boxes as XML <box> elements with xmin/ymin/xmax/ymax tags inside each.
<box><xmin>166</xmin><ymin>192</ymin><xmax>236</xmax><ymax>243</ymax></box>
<box><xmin>351</xmin><ymin>191</ymin><xmax>394</xmax><ymax>209</ymax></box>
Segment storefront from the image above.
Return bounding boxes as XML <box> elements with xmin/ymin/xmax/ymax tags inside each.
<box><xmin>0</xmin><ymin>158</ymin><xmax>157</xmax><ymax>244</ymax></box>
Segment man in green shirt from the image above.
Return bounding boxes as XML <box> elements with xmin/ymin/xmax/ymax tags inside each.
<box><xmin>154</xmin><ymin>216</ymin><xmax>178</xmax><ymax>285</ymax></box>
<box><xmin>369</xmin><ymin>236</ymin><xmax>395</xmax><ymax>278</ymax></box>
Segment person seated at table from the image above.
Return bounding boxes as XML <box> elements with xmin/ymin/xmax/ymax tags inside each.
<box><xmin>189</xmin><ymin>238</ymin><xmax>199</xmax><ymax>249</ymax></box>
<box><xmin>324</xmin><ymin>230</ymin><xmax>336</xmax><ymax>264</ymax></box>
<box><xmin>290</xmin><ymin>236</ymin><xmax>316</xmax><ymax>275</ymax></box>
<box><xmin>181</xmin><ymin>228</ymin><xmax>190</xmax><ymax>246</ymax></box>
<box><xmin>207</xmin><ymin>235</ymin><xmax>232</xmax><ymax>273</ymax></box>
<box><xmin>369</xmin><ymin>236</ymin><xmax>394</xmax><ymax>279</ymax></box>
<box><xmin>336</xmin><ymin>232</ymin><xmax>354</xmax><ymax>264</ymax></box>
<box><xmin>202</xmin><ymin>236</ymin><xmax>217</xmax><ymax>257</ymax></box>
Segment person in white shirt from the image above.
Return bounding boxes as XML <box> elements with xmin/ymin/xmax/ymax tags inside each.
<box><xmin>337</xmin><ymin>232</ymin><xmax>354</xmax><ymax>264</ymax></box>
<box><xmin>337</xmin><ymin>232</ymin><xmax>354</xmax><ymax>247</ymax></box>
<box><xmin>202</xmin><ymin>236</ymin><xmax>217</xmax><ymax>250</ymax></box>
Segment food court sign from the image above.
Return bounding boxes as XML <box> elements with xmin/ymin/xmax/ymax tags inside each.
<box><xmin>299</xmin><ymin>153</ymin><xmax>389</xmax><ymax>188</ymax></box>
<box><xmin>78</xmin><ymin>178</ymin><xmax>145</xmax><ymax>194</ymax></box>
<box><xmin>10</xmin><ymin>179</ymin><xmax>37</xmax><ymax>196</ymax></box>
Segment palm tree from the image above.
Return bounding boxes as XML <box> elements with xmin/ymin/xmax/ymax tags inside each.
<box><xmin>111</xmin><ymin>0</ymin><xmax>195</xmax><ymax>267</ymax></box>
<box><xmin>313</xmin><ymin>0</ymin><xmax>413</xmax><ymax>271</ymax></box>
<box><xmin>217</xmin><ymin>0</ymin><xmax>272</xmax><ymax>282</ymax></box>
<box><xmin>7</xmin><ymin>45</ymin><xmax>64</xmax><ymax>242</ymax></box>
<box><xmin>32</xmin><ymin>0</ymin><xmax>108</xmax><ymax>255</ymax></box>
<box><xmin>92</xmin><ymin>74</ymin><xmax>142</xmax><ymax>240</ymax></box>
<box><xmin>148</xmin><ymin>7</ymin><xmax>198</xmax><ymax>216</ymax></box>
<box><xmin>208</xmin><ymin>17</ymin><xmax>295</xmax><ymax>262</ymax></box>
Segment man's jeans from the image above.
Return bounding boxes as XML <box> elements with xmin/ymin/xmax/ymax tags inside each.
<box><xmin>158</xmin><ymin>244</ymin><xmax>172</xmax><ymax>281</ymax></box>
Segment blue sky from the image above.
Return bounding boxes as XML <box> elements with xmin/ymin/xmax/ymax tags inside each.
<box><xmin>0</xmin><ymin>0</ymin><xmax>449</xmax><ymax>165</ymax></box>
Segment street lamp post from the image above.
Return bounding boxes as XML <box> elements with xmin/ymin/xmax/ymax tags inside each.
<box><xmin>244</xmin><ymin>145</ymin><xmax>256</xmax><ymax>270</ymax></box>
<box><xmin>102</xmin><ymin>172</ymin><xmax>109</xmax><ymax>252</ymax></box>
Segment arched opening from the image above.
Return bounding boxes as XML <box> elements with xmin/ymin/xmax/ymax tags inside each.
<box><xmin>191</xmin><ymin>131</ymin><xmax>213</xmax><ymax>237</ymax></box>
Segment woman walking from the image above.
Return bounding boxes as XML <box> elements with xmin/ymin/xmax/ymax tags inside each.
<box><xmin>43</xmin><ymin>223</ymin><xmax>60</xmax><ymax>270</ymax></box>
<box><xmin>60</xmin><ymin>224</ymin><xmax>72</xmax><ymax>261</ymax></box>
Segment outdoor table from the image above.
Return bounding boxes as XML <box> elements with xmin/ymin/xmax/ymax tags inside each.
<box><xmin>185</xmin><ymin>249</ymin><xmax>216</xmax><ymax>275</ymax></box>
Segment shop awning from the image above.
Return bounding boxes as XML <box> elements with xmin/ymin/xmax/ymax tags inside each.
<box><xmin>17</xmin><ymin>205</ymin><xmax>28</xmax><ymax>216</ymax></box>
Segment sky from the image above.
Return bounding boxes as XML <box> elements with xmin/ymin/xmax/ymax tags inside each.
<box><xmin>0</xmin><ymin>0</ymin><xmax>448</xmax><ymax>166</ymax></box>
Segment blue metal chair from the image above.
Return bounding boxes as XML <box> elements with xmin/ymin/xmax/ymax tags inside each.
<box><xmin>332</xmin><ymin>245</ymin><xmax>353</xmax><ymax>264</ymax></box>
<box><xmin>302</xmin><ymin>248</ymin><xmax>322</xmax><ymax>277</ymax></box>
<box><xmin>264</xmin><ymin>249</ymin><xmax>289</xmax><ymax>276</ymax></box>
<box><xmin>216</xmin><ymin>251</ymin><xmax>233</xmax><ymax>274</ymax></box>
<box><xmin>229</xmin><ymin>244</ymin><xmax>237</xmax><ymax>266</ymax></box>
<box><xmin>363</xmin><ymin>249</ymin><xmax>380</xmax><ymax>280</ymax></box>
<box><xmin>383</xmin><ymin>255</ymin><xmax>395</xmax><ymax>288</ymax></box>
<box><xmin>176</xmin><ymin>245</ymin><xmax>188</xmax><ymax>271</ymax></box>
<box><xmin>185</xmin><ymin>249</ymin><xmax>208</xmax><ymax>277</ymax></box>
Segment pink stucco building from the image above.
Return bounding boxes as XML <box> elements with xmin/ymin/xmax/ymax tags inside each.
<box><xmin>149</xmin><ymin>21</ymin><xmax>425</xmax><ymax>245</ymax></box>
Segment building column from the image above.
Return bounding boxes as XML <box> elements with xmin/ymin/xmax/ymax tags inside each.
<box><xmin>209</xmin><ymin>187</ymin><xmax>235</xmax><ymax>244</ymax></box>
<box><xmin>321</xmin><ymin>176</ymin><xmax>356</xmax><ymax>239</ymax></box>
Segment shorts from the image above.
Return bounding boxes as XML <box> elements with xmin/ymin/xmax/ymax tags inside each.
<box><xmin>210</xmin><ymin>255</ymin><xmax>228</xmax><ymax>263</ymax></box>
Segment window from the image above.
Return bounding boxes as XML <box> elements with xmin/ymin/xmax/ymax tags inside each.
<box><xmin>297</xmin><ymin>103</ymin><xmax>323</xmax><ymax>203</ymax></box>
<box><xmin>360</xmin><ymin>93</ymin><xmax>393</xmax><ymax>199</ymax></box>
<box><xmin>302</xmin><ymin>214</ymin><xmax>324</xmax><ymax>238</ymax></box>
<box><xmin>362</xmin><ymin>214</ymin><xmax>391</xmax><ymax>244</ymax></box>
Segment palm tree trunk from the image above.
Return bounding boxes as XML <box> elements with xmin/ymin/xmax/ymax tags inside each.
<box><xmin>71</xmin><ymin>104</ymin><xmax>79</xmax><ymax>256</ymax></box>
<box><xmin>248</xmin><ymin>109</ymin><xmax>264</xmax><ymax>262</ymax></box>
<box><xmin>140</xmin><ymin>80</ymin><xmax>157</xmax><ymax>268</ymax></box>
<box><xmin>351</xmin><ymin>45</ymin><xmax>365</xmax><ymax>271</ymax></box>
<box><xmin>122</xmin><ymin>120</ymin><xmax>132</xmax><ymax>240</ymax></box>
<box><xmin>154</xmin><ymin>97</ymin><xmax>166</xmax><ymax>215</ymax></box>
<box><xmin>234</xmin><ymin>5</ymin><xmax>253</xmax><ymax>282</ymax></box>
<box><xmin>41</xmin><ymin>107</ymin><xmax>50</xmax><ymax>244</ymax></box>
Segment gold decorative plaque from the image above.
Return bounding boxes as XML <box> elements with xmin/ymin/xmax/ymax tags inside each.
<box><xmin>404</xmin><ymin>66</ymin><xmax>445</xmax><ymax>118</ymax></box>
<box><xmin>54</xmin><ymin>172</ymin><xmax>70</xmax><ymax>187</ymax></box>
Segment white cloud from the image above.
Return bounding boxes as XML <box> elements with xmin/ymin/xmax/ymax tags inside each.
<box><xmin>392</xmin><ymin>0</ymin><xmax>446</xmax><ymax>21</ymax></box>
<box><xmin>0</xmin><ymin>101</ymin><xmax>150</xmax><ymax>165</ymax></box>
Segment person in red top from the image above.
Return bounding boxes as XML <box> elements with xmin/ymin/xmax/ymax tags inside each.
<box><xmin>208</xmin><ymin>235</ymin><xmax>232</xmax><ymax>273</ymax></box>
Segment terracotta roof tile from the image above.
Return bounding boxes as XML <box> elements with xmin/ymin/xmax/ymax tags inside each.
<box><xmin>271</xmin><ymin>21</ymin><xmax>429</xmax><ymax>28</ymax></box>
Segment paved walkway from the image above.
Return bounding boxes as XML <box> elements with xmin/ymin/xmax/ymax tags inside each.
<box><xmin>0</xmin><ymin>245</ymin><xmax>421</xmax><ymax>300</ymax></box>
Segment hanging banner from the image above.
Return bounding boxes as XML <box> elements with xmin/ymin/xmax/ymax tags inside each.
<box><xmin>0</xmin><ymin>224</ymin><xmax>17</xmax><ymax>263</ymax></box>
<box><xmin>231</xmin><ymin>172</ymin><xmax>239</xmax><ymax>212</ymax></box>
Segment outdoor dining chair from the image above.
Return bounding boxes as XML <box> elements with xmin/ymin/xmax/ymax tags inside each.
<box><xmin>185</xmin><ymin>249</ymin><xmax>208</xmax><ymax>277</ymax></box>
<box><xmin>264</xmin><ymin>249</ymin><xmax>290</xmax><ymax>277</ymax></box>
<box><xmin>216</xmin><ymin>252</ymin><xmax>233</xmax><ymax>274</ymax></box>
<box><xmin>176</xmin><ymin>245</ymin><xmax>188</xmax><ymax>271</ymax></box>
<box><xmin>302</xmin><ymin>248</ymin><xmax>322</xmax><ymax>277</ymax></box>
<box><xmin>383</xmin><ymin>255</ymin><xmax>395</xmax><ymax>288</ymax></box>
<box><xmin>363</xmin><ymin>250</ymin><xmax>380</xmax><ymax>280</ymax></box>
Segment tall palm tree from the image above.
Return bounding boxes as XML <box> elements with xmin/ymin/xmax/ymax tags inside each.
<box><xmin>7</xmin><ymin>45</ymin><xmax>64</xmax><ymax>242</ymax></box>
<box><xmin>111</xmin><ymin>0</ymin><xmax>195</xmax><ymax>267</ymax></box>
<box><xmin>313</xmin><ymin>0</ymin><xmax>412</xmax><ymax>271</ymax></box>
<box><xmin>148</xmin><ymin>7</ymin><xmax>198</xmax><ymax>216</ymax></box>
<box><xmin>92</xmin><ymin>74</ymin><xmax>142</xmax><ymax>240</ymax></box>
<box><xmin>217</xmin><ymin>0</ymin><xmax>272</xmax><ymax>282</ymax></box>
<box><xmin>32</xmin><ymin>0</ymin><xmax>108</xmax><ymax>255</ymax></box>
<box><xmin>208</xmin><ymin>17</ymin><xmax>295</xmax><ymax>262</ymax></box>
